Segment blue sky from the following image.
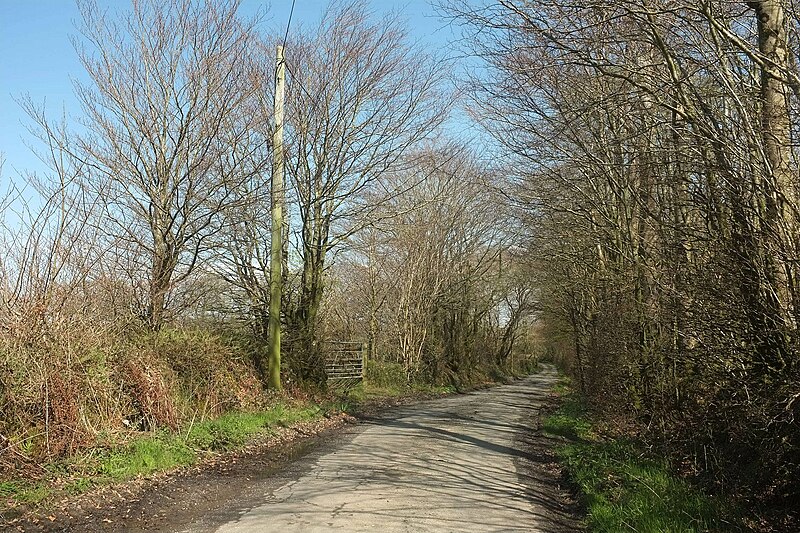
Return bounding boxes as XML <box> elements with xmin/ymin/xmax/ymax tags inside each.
<box><xmin>0</xmin><ymin>0</ymin><xmax>461</xmax><ymax>182</ymax></box>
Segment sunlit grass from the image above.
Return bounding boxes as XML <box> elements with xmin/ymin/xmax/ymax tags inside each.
<box><xmin>97</xmin><ymin>403</ymin><xmax>320</xmax><ymax>480</ymax></box>
<box><xmin>541</xmin><ymin>396</ymin><xmax>592</xmax><ymax>440</ymax></box>
<box><xmin>98</xmin><ymin>435</ymin><xmax>196</xmax><ymax>479</ymax></box>
<box><xmin>0</xmin><ymin>480</ymin><xmax>51</xmax><ymax>504</ymax></box>
<box><xmin>345</xmin><ymin>360</ymin><xmax>457</xmax><ymax>404</ymax></box>
<box><xmin>186</xmin><ymin>404</ymin><xmax>319</xmax><ymax>451</ymax></box>
<box><xmin>0</xmin><ymin>403</ymin><xmax>325</xmax><ymax>508</ymax></box>
<box><xmin>544</xmin><ymin>393</ymin><xmax>741</xmax><ymax>532</ymax></box>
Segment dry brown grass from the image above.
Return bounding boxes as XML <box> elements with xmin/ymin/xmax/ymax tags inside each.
<box><xmin>0</xmin><ymin>315</ymin><xmax>266</xmax><ymax>465</ymax></box>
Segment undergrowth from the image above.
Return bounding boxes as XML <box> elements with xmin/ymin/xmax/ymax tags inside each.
<box><xmin>0</xmin><ymin>403</ymin><xmax>321</xmax><ymax>509</ymax></box>
<box><xmin>346</xmin><ymin>360</ymin><xmax>457</xmax><ymax>404</ymax></box>
<box><xmin>544</xmin><ymin>387</ymin><xmax>742</xmax><ymax>533</ymax></box>
<box><xmin>0</xmin><ymin>481</ymin><xmax>50</xmax><ymax>504</ymax></box>
<box><xmin>0</xmin><ymin>326</ymin><xmax>268</xmax><ymax>461</ymax></box>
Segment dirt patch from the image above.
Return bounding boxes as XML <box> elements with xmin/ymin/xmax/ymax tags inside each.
<box><xmin>514</xmin><ymin>394</ymin><xmax>584</xmax><ymax>531</ymax></box>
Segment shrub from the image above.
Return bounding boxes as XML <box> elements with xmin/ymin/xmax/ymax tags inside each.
<box><xmin>364</xmin><ymin>360</ymin><xmax>407</xmax><ymax>389</ymax></box>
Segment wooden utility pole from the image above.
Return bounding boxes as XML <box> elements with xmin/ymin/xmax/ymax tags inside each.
<box><xmin>268</xmin><ymin>45</ymin><xmax>285</xmax><ymax>390</ymax></box>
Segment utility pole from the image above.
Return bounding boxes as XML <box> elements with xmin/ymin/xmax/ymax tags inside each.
<box><xmin>268</xmin><ymin>45</ymin><xmax>285</xmax><ymax>390</ymax></box>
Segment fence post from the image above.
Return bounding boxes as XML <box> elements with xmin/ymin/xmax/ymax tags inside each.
<box><xmin>361</xmin><ymin>342</ymin><xmax>368</xmax><ymax>378</ymax></box>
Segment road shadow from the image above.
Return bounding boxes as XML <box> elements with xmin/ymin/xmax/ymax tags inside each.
<box><xmin>196</xmin><ymin>369</ymin><xmax>584</xmax><ymax>532</ymax></box>
<box><xmin>12</xmin><ymin>369</ymin><xmax>584</xmax><ymax>533</ymax></box>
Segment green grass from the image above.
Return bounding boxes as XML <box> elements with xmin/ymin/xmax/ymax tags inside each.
<box><xmin>186</xmin><ymin>404</ymin><xmax>320</xmax><ymax>451</ymax></box>
<box><xmin>541</xmin><ymin>396</ymin><xmax>592</xmax><ymax>440</ymax></box>
<box><xmin>347</xmin><ymin>379</ymin><xmax>455</xmax><ymax>405</ymax></box>
<box><xmin>98</xmin><ymin>435</ymin><xmax>196</xmax><ymax>479</ymax></box>
<box><xmin>544</xmin><ymin>394</ymin><xmax>740</xmax><ymax>533</ymax></box>
<box><xmin>0</xmin><ymin>480</ymin><xmax>51</xmax><ymax>504</ymax></box>
<box><xmin>0</xmin><ymin>403</ymin><xmax>325</xmax><ymax>507</ymax></box>
<box><xmin>345</xmin><ymin>360</ymin><xmax>457</xmax><ymax>404</ymax></box>
<box><xmin>98</xmin><ymin>403</ymin><xmax>320</xmax><ymax>480</ymax></box>
<box><xmin>363</xmin><ymin>360</ymin><xmax>407</xmax><ymax>389</ymax></box>
<box><xmin>551</xmin><ymin>376</ymin><xmax>572</xmax><ymax>395</ymax></box>
<box><xmin>64</xmin><ymin>477</ymin><xmax>94</xmax><ymax>495</ymax></box>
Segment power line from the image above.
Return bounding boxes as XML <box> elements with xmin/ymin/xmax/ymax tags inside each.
<box><xmin>274</xmin><ymin>0</ymin><xmax>296</xmax><ymax>85</ymax></box>
<box><xmin>284</xmin><ymin>62</ymin><xmax>324</xmax><ymax>115</ymax></box>
<box><xmin>282</xmin><ymin>0</ymin><xmax>296</xmax><ymax>51</ymax></box>
<box><xmin>278</xmin><ymin>0</ymin><xmax>327</xmax><ymax>119</ymax></box>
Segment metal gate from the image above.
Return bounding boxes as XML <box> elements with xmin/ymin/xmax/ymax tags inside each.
<box><xmin>324</xmin><ymin>341</ymin><xmax>366</xmax><ymax>387</ymax></box>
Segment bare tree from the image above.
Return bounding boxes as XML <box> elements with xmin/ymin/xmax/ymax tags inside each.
<box><xmin>280</xmin><ymin>1</ymin><xmax>448</xmax><ymax>378</ymax></box>
<box><xmin>341</xmin><ymin>147</ymin><xmax>512</xmax><ymax>380</ymax></box>
<box><xmin>24</xmin><ymin>0</ymin><xmax>264</xmax><ymax>330</ymax></box>
<box><xmin>449</xmin><ymin>0</ymin><xmax>800</xmax><ymax>514</ymax></box>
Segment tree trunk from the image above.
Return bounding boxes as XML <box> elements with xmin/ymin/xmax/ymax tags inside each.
<box><xmin>749</xmin><ymin>0</ymin><xmax>793</xmax><ymax>370</ymax></box>
<box><xmin>147</xmin><ymin>239</ymin><xmax>176</xmax><ymax>331</ymax></box>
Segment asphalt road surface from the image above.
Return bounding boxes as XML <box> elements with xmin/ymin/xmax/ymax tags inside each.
<box><xmin>177</xmin><ymin>366</ymin><xmax>580</xmax><ymax>533</ymax></box>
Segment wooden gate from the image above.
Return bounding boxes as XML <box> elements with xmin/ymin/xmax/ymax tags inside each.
<box><xmin>324</xmin><ymin>341</ymin><xmax>366</xmax><ymax>387</ymax></box>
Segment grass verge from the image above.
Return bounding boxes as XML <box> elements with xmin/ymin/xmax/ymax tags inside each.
<box><xmin>544</xmin><ymin>389</ymin><xmax>741</xmax><ymax>533</ymax></box>
<box><xmin>1</xmin><ymin>403</ymin><xmax>322</xmax><ymax>511</ymax></box>
<box><xmin>336</xmin><ymin>360</ymin><xmax>458</xmax><ymax>408</ymax></box>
